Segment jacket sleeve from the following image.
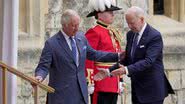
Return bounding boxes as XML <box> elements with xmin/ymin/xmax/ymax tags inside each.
<box><xmin>85</xmin><ymin>29</ymin><xmax>100</xmax><ymax>84</ymax></box>
<box><xmin>35</xmin><ymin>41</ymin><xmax>52</xmax><ymax>80</ymax></box>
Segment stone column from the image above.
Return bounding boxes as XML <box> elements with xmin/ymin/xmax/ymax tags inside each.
<box><xmin>179</xmin><ymin>0</ymin><xmax>185</xmax><ymax>23</ymax></box>
<box><xmin>32</xmin><ymin>0</ymin><xmax>40</xmax><ymax>36</ymax></box>
<box><xmin>172</xmin><ymin>0</ymin><xmax>180</xmax><ymax>21</ymax></box>
<box><xmin>0</xmin><ymin>0</ymin><xmax>19</xmax><ymax>104</ymax></box>
<box><xmin>19</xmin><ymin>0</ymin><xmax>27</xmax><ymax>33</ymax></box>
<box><xmin>164</xmin><ymin>0</ymin><xmax>172</xmax><ymax>18</ymax></box>
<box><xmin>39</xmin><ymin>0</ymin><xmax>48</xmax><ymax>44</ymax></box>
<box><xmin>148</xmin><ymin>0</ymin><xmax>154</xmax><ymax>15</ymax></box>
<box><xmin>26</xmin><ymin>0</ymin><xmax>33</xmax><ymax>36</ymax></box>
<box><xmin>45</xmin><ymin>0</ymin><xmax>62</xmax><ymax>36</ymax></box>
<box><xmin>0</xmin><ymin>0</ymin><xmax>3</xmax><ymax>103</ymax></box>
<box><xmin>40</xmin><ymin>0</ymin><xmax>48</xmax><ymax>35</ymax></box>
<box><xmin>0</xmin><ymin>0</ymin><xmax>3</xmax><ymax>59</ymax></box>
<box><xmin>165</xmin><ymin>0</ymin><xmax>180</xmax><ymax>21</ymax></box>
<box><xmin>32</xmin><ymin>0</ymin><xmax>46</xmax><ymax>37</ymax></box>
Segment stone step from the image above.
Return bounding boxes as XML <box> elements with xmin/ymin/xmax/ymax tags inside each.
<box><xmin>147</xmin><ymin>15</ymin><xmax>185</xmax><ymax>34</ymax></box>
<box><xmin>147</xmin><ymin>15</ymin><xmax>185</xmax><ymax>54</ymax></box>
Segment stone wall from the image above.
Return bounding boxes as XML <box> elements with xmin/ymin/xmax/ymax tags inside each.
<box><xmin>17</xmin><ymin>48</ymin><xmax>46</xmax><ymax>104</ymax></box>
<box><xmin>164</xmin><ymin>0</ymin><xmax>185</xmax><ymax>23</ymax></box>
<box><xmin>163</xmin><ymin>32</ymin><xmax>185</xmax><ymax>104</ymax></box>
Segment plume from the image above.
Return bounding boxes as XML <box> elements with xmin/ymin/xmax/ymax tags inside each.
<box><xmin>103</xmin><ymin>0</ymin><xmax>111</xmax><ymax>11</ymax></box>
<box><xmin>110</xmin><ymin>0</ymin><xmax>116</xmax><ymax>6</ymax></box>
<box><xmin>88</xmin><ymin>0</ymin><xmax>115</xmax><ymax>12</ymax></box>
<box><xmin>97</xmin><ymin>0</ymin><xmax>105</xmax><ymax>11</ymax></box>
<box><xmin>88</xmin><ymin>0</ymin><xmax>97</xmax><ymax>11</ymax></box>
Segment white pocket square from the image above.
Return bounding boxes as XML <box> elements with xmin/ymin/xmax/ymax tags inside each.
<box><xmin>139</xmin><ymin>45</ymin><xmax>145</xmax><ymax>48</ymax></box>
<box><xmin>83</xmin><ymin>46</ymin><xmax>87</xmax><ymax>50</ymax></box>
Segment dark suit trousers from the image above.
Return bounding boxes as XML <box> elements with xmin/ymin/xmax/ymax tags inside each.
<box><xmin>97</xmin><ymin>92</ymin><xmax>118</xmax><ymax>104</ymax></box>
<box><xmin>133</xmin><ymin>99</ymin><xmax>164</xmax><ymax>104</ymax></box>
<box><xmin>132</xmin><ymin>89</ymin><xmax>164</xmax><ymax>104</ymax></box>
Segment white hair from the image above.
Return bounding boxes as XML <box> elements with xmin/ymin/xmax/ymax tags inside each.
<box><xmin>61</xmin><ymin>9</ymin><xmax>80</xmax><ymax>25</ymax></box>
<box><xmin>125</xmin><ymin>6</ymin><xmax>145</xmax><ymax>18</ymax></box>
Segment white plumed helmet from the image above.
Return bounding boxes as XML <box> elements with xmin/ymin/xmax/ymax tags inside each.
<box><xmin>86</xmin><ymin>0</ymin><xmax>122</xmax><ymax>17</ymax></box>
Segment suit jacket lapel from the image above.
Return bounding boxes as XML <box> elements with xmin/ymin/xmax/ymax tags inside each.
<box><xmin>56</xmin><ymin>31</ymin><xmax>75</xmax><ymax>62</ymax></box>
<box><xmin>127</xmin><ymin>32</ymin><xmax>135</xmax><ymax>55</ymax></box>
<box><xmin>137</xmin><ymin>24</ymin><xmax>150</xmax><ymax>46</ymax></box>
<box><xmin>128</xmin><ymin>24</ymin><xmax>150</xmax><ymax>59</ymax></box>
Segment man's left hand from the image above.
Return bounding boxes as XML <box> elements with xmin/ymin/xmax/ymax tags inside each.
<box><xmin>111</xmin><ymin>65</ymin><xmax>126</xmax><ymax>76</ymax></box>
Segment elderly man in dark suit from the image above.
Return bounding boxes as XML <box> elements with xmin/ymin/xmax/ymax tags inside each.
<box><xmin>95</xmin><ymin>6</ymin><xmax>174</xmax><ymax>104</ymax></box>
<box><xmin>34</xmin><ymin>9</ymin><xmax>121</xmax><ymax>104</ymax></box>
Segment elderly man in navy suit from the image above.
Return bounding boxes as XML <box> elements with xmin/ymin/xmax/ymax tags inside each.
<box><xmin>95</xmin><ymin>6</ymin><xmax>175</xmax><ymax>104</ymax></box>
<box><xmin>34</xmin><ymin>9</ymin><xmax>122</xmax><ymax>104</ymax></box>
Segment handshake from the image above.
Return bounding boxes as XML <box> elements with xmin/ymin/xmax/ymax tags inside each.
<box><xmin>94</xmin><ymin>63</ymin><xmax>127</xmax><ymax>81</ymax></box>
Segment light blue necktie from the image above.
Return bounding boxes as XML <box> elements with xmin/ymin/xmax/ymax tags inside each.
<box><xmin>69</xmin><ymin>37</ymin><xmax>77</xmax><ymax>64</ymax></box>
<box><xmin>131</xmin><ymin>33</ymin><xmax>139</xmax><ymax>61</ymax></box>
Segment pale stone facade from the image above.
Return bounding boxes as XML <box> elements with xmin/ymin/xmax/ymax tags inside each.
<box><xmin>0</xmin><ymin>0</ymin><xmax>3</xmax><ymax>59</ymax></box>
<box><xmin>16</xmin><ymin>0</ymin><xmax>185</xmax><ymax>104</ymax></box>
<box><xmin>164</xmin><ymin>0</ymin><xmax>185</xmax><ymax>23</ymax></box>
<box><xmin>0</xmin><ymin>0</ymin><xmax>19</xmax><ymax>104</ymax></box>
<box><xmin>0</xmin><ymin>0</ymin><xmax>3</xmax><ymax>103</ymax></box>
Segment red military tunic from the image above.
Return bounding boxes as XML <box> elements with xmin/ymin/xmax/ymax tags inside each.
<box><xmin>85</xmin><ymin>20</ymin><xmax>123</xmax><ymax>104</ymax></box>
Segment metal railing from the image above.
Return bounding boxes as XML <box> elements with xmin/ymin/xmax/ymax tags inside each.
<box><xmin>0</xmin><ymin>61</ymin><xmax>55</xmax><ymax>104</ymax></box>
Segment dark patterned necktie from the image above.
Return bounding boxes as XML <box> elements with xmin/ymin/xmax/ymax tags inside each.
<box><xmin>69</xmin><ymin>37</ymin><xmax>77</xmax><ymax>64</ymax></box>
<box><xmin>131</xmin><ymin>33</ymin><xmax>139</xmax><ymax>61</ymax></box>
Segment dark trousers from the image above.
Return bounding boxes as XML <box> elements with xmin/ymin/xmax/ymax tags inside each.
<box><xmin>90</xmin><ymin>94</ymin><xmax>93</xmax><ymax>104</ymax></box>
<box><xmin>46</xmin><ymin>94</ymin><xmax>48</xmax><ymax>104</ymax></box>
<box><xmin>133</xmin><ymin>100</ymin><xmax>164</xmax><ymax>104</ymax></box>
<box><xmin>132</xmin><ymin>92</ymin><xmax>164</xmax><ymax>104</ymax></box>
<box><xmin>97</xmin><ymin>92</ymin><xmax>118</xmax><ymax>104</ymax></box>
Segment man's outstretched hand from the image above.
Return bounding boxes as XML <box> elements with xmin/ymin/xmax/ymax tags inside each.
<box><xmin>93</xmin><ymin>68</ymin><xmax>110</xmax><ymax>81</ymax></box>
<box><xmin>94</xmin><ymin>64</ymin><xmax>127</xmax><ymax>81</ymax></box>
<box><xmin>111</xmin><ymin>65</ymin><xmax>126</xmax><ymax>76</ymax></box>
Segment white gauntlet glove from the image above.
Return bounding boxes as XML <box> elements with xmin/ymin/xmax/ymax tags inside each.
<box><xmin>88</xmin><ymin>84</ymin><xmax>94</xmax><ymax>95</ymax></box>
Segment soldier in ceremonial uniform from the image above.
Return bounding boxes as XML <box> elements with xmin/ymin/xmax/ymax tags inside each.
<box><xmin>85</xmin><ymin>0</ymin><xmax>124</xmax><ymax>104</ymax></box>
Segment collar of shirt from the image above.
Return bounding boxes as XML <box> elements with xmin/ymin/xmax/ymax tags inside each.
<box><xmin>137</xmin><ymin>23</ymin><xmax>147</xmax><ymax>44</ymax></box>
